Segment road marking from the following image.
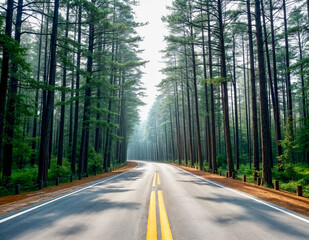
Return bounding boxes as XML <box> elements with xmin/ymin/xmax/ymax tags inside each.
<box><xmin>152</xmin><ymin>172</ymin><xmax>157</xmax><ymax>187</ymax></box>
<box><xmin>157</xmin><ymin>173</ymin><xmax>161</xmax><ymax>185</ymax></box>
<box><xmin>158</xmin><ymin>190</ymin><xmax>173</xmax><ymax>240</ymax></box>
<box><xmin>175</xmin><ymin>166</ymin><xmax>309</xmax><ymax>224</ymax></box>
<box><xmin>147</xmin><ymin>191</ymin><xmax>157</xmax><ymax>240</ymax></box>
<box><xmin>0</xmin><ymin>163</ymin><xmax>139</xmax><ymax>224</ymax></box>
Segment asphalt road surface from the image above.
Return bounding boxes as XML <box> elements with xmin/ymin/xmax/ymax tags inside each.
<box><xmin>0</xmin><ymin>161</ymin><xmax>309</xmax><ymax>240</ymax></box>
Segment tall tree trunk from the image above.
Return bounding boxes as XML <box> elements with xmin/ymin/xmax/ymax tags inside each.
<box><xmin>72</xmin><ymin>4</ymin><xmax>82</xmax><ymax>174</ymax></box>
<box><xmin>232</xmin><ymin>35</ymin><xmax>239</xmax><ymax>170</ymax></box>
<box><xmin>269</xmin><ymin>0</ymin><xmax>283</xmax><ymax>170</ymax></box>
<box><xmin>181</xmin><ymin>72</ymin><xmax>188</xmax><ymax>165</ymax></box>
<box><xmin>283</xmin><ymin>0</ymin><xmax>293</xmax><ymax>132</ymax></box>
<box><xmin>247</xmin><ymin>0</ymin><xmax>259</xmax><ymax>179</ymax></box>
<box><xmin>68</xmin><ymin>12</ymin><xmax>78</xmax><ymax>159</ymax></box>
<box><xmin>255</xmin><ymin>0</ymin><xmax>272</xmax><ymax>186</ymax></box>
<box><xmin>201</xmin><ymin>18</ymin><xmax>212</xmax><ymax>171</ymax></box>
<box><xmin>169</xmin><ymin>104</ymin><xmax>176</xmax><ymax>162</ymax></box>
<box><xmin>184</xmin><ymin>39</ymin><xmax>194</xmax><ymax>167</ymax></box>
<box><xmin>57</xmin><ymin>4</ymin><xmax>70</xmax><ymax>167</ymax></box>
<box><xmin>243</xmin><ymin>37</ymin><xmax>251</xmax><ymax>169</ymax></box>
<box><xmin>79</xmin><ymin>7</ymin><xmax>95</xmax><ymax>174</ymax></box>
<box><xmin>174</xmin><ymin>78</ymin><xmax>182</xmax><ymax>164</ymax></box>
<box><xmin>31</xmin><ymin>12</ymin><xmax>44</xmax><ymax>166</ymax></box>
<box><xmin>261</xmin><ymin>0</ymin><xmax>275</xmax><ymax>167</ymax></box>
<box><xmin>38</xmin><ymin>0</ymin><xmax>60</xmax><ymax>185</ymax></box>
<box><xmin>218</xmin><ymin>0</ymin><xmax>234</xmax><ymax>175</ymax></box>
<box><xmin>189</xmin><ymin>1</ymin><xmax>203</xmax><ymax>170</ymax></box>
<box><xmin>2</xmin><ymin>0</ymin><xmax>23</xmax><ymax>179</ymax></box>
<box><xmin>95</xmin><ymin>35</ymin><xmax>104</xmax><ymax>153</ymax></box>
<box><xmin>0</xmin><ymin>0</ymin><xmax>14</xmax><ymax>177</ymax></box>
<box><xmin>207</xmin><ymin>4</ymin><xmax>217</xmax><ymax>172</ymax></box>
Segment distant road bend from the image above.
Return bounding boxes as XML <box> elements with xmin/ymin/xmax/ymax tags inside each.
<box><xmin>0</xmin><ymin>161</ymin><xmax>309</xmax><ymax>240</ymax></box>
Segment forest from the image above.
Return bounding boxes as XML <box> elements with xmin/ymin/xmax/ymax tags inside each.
<box><xmin>128</xmin><ymin>0</ymin><xmax>309</xmax><ymax>196</ymax></box>
<box><xmin>0</xmin><ymin>0</ymin><xmax>145</xmax><ymax>195</ymax></box>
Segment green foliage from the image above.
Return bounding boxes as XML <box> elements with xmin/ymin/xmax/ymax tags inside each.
<box><xmin>216</xmin><ymin>154</ymin><xmax>226</xmax><ymax>168</ymax></box>
<box><xmin>295</xmin><ymin>117</ymin><xmax>309</xmax><ymax>156</ymax></box>
<box><xmin>88</xmin><ymin>148</ymin><xmax>103</xmax><ymax>174</ymax></box>
<box><xmin>201</xmin><ymin>77</ymin><xmax>229</xmax><ymax>86</ymax></box>
<box><xmin>9</xmin><ymin>166</ymin><xmax>38</xmax><ymax>186</ymax></box>
<box><xmin>48</xmin><ymin>158</ymin><xmax>72</xmax><ymax>180</ymax></box>
<box><xmin>278</xmin><ymin>117</ymin><xmax>298</xmax><ymax>171</ymax></box>
<box><xmin>273</xmin><ymin>165</ymin><xmax>300</xmax><ymax>182</ymax></box>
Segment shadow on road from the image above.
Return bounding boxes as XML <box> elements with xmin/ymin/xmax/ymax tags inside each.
<box><xmin>195</xmin><ymin>192</ymin><xmax>309</xmax><ymax>239</ymax></box>
<box><xmin>0</xmin><ymin>167</ymin><xmax>145</xmax><ymax>240</ymax></box>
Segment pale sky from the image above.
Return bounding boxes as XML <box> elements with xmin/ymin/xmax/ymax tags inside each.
<box><xmin>133</xmin><ymin>0</ymin><xmax>173</xmax><ymax>121</ymax></box>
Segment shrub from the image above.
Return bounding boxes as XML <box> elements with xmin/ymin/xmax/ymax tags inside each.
<box><xmin>48</xmin><ymin>158</ymin><xmax>71</xmax><ymax>180</ymax></box>
<box><xmin>216</xmin><ymin>154</ymin><xmax>226</xmax><ymax>168</ymax></box>
<box><xmin>88</xmin><ymin>148</ymin><xmax>103</xmax><ymax>174</ymax></box>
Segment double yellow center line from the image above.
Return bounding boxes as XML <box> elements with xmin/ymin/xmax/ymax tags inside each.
<box><xmin>147</xmin><ymin>171</ymin><xmax>173</xmax><ymax>240</ymax></box>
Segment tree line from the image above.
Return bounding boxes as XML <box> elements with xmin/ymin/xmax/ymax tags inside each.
<box><xmin>128</xmin><ymin>0</ymin><xmax>309</xmax><ymax>186</ymax></box>
<box><xmin>0</xmin><ymin>0</ymin><xmax>144</xmax><ymax>187</ymax></box>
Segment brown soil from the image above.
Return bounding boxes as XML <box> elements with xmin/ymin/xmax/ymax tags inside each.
<box><xmin>0</xmin><ymin>161</ymin><xmax>137</xmax><ymax>216</ymax></box>
<box><xmin>170</xmin><ymin>163</ymin><xmax>309</xmax><ymax>217</ymax></box>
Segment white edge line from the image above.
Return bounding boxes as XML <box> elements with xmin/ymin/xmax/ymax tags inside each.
<box><xmin>172</xmin><ymin>165</ymin><xmax>309</xmax><ymax>224</ymax></box>
<box><xmin>0</xmin><ymin>161</ymin><xmax>139</xmax><ymax>224</ymax></box>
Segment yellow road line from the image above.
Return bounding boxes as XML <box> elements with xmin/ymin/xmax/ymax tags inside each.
<box><xmin>157</xmin><ymin>173</ymin><xmax>161</xmax><ymax>185</ymax></box>
<box><xmin>147</xmin><ymin>191</ymin><xmax>157</xmax><ymax>240</ymax></box>
<box><xmin>152</xmin><ymin>173</ymin><xmax>157</xmax><ymax>187</ymax></box>
<box><xmin>158</xmin><ymin>190</ymin><xmax>173</xmax><ymax>240</ymax></box>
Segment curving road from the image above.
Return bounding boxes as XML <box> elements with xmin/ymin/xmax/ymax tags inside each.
<box><xmin>0</xmin><ymin>161</ymin><xmax>308</xmax><ymax>240</ymax></box>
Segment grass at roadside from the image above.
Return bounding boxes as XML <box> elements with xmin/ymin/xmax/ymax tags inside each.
<box><xmin>177</xmin><ymin>160</ymin><xmax>309</xmax><ymax>198</ymax></box>
<box><xmin>0</xmin><ymin>157</ymin><xmax>126</xmax><ymax>197</ymax></box>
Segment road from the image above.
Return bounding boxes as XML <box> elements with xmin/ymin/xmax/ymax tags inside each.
<box><xmin>0</xmin><ymin>161</ymin><xmax>308</xmax><ymax>240</ymax></box>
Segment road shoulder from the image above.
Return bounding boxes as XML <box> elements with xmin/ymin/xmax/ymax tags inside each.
<box><xmin>170</xmin><ymin>163</ymin><xmax>309</xmax><ymax>217</ymax></box>
<box><xmin>0</xmin><ymin>161</ymin><xmax>138</xmax><ymax>216</ymax></box>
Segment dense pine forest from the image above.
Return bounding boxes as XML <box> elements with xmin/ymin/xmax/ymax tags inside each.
<box><xmin>128</xmin><ymin>0</ymin><xmax>309</xmax><ymax>195</ymax></box>
<box><xmin>0</xmin><ymin>0</ymin><xmax>145</xmax><ymax>193</ymax></box>
<box><xmin>0</xmin><ymin>0</ymin><xmax>309</xmax><ymax>197</ymax></box>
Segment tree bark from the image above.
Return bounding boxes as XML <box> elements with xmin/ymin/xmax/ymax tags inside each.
<box><xmin>38</xmin><ymin>0</ymin><xmax>60</xmax><ymax>185</ymax></box>
<box><xmin>232</xmin><ymin>35</ymin><xmax>239</xmax><ymax>170</ymax></box>
<box><xmin>218</xmin><ymin>0</ymin><xmax>234</xmax><ymax>175</ymax></box>
<box><xmin>2</xmin><ymin>0</ymin><xmax>23</xmax><ymax>179</ymax></box>
<box><xmin>255</xmin><ymin>0</ymin><xmax>272</xmax><ymax>186</ymax></box>
<box><xmin>57</xmin><ymin>4</ymin><xmax>70</xmax><ymax>167</ymax></box>
<box><xmin>201</xmin><ymin>19</ymin><xmax>212</xmax><ymax>171</ymax></box>
<box><xmin>207</xmin><ymin>3</ymin><xmax>217</xmax><ymax>173</ymax></box>
<box><xmin>247</xmin><ymin>0</ymin><xmax>259</xmax><ymax>179</ymax></box>
<box><xmin>72</xmin><ymin>4</ymin><xmax>82</xmax><ymax>174</ymax></box>
<box><xmin>283</xmin><ymin>0</ymin><xmax>293</xmax><ymax>132</ymax></box>
<box><xmin>79</xmin><ymin>7</ymin><xmax>95</xmax><ymax>174</ymax></box>
<box><xmin>189</xmin><ymin>1</ymin><xmax>203</xmax><ymax>170</ymax></box>
<box><xmin>0</xmin><ymin>0</ymin><xmax>14</xmax><ymax>177</ymax></box>
<box><xmin>269</xmin><ymin>0</ymin><xmax>283</xmax><ymax>169</ymax></box>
